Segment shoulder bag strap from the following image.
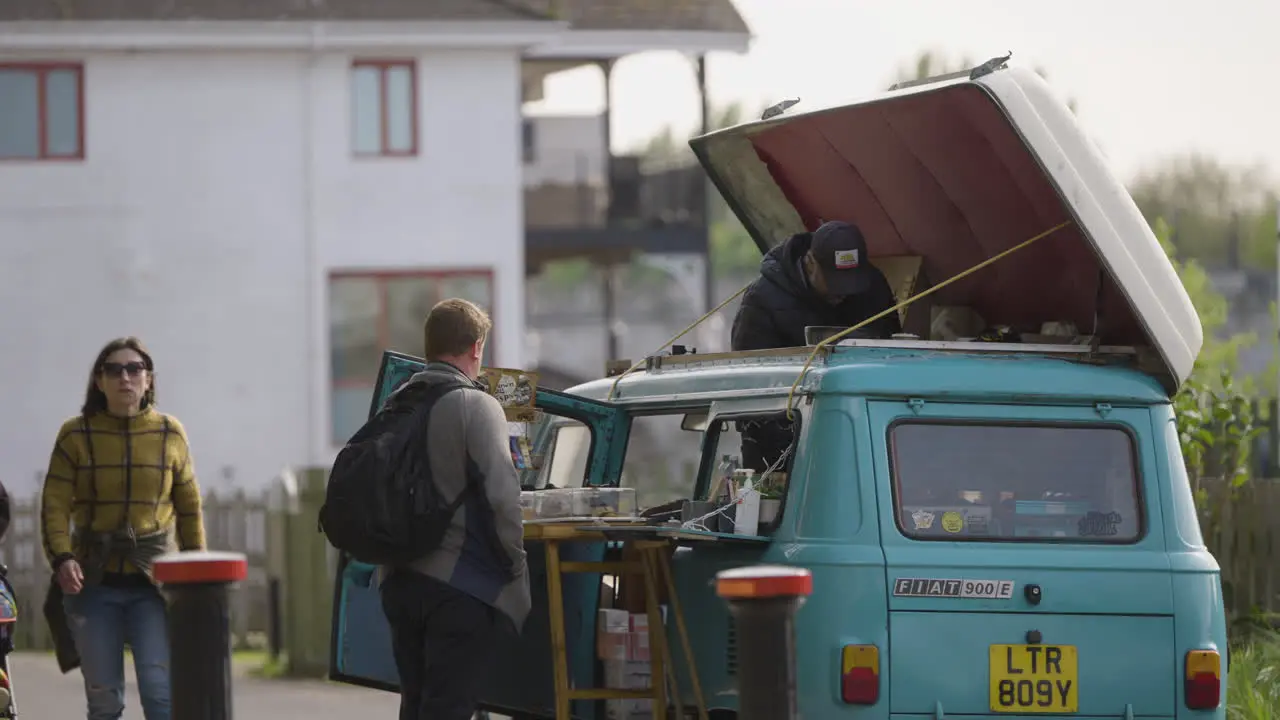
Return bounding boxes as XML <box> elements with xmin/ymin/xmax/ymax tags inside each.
<box><xmin>77</xmin><ymin>415</ymin><xmax>99</xmax><ymax>555</ymax></box>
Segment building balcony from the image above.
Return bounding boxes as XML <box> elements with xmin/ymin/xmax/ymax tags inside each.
<box><xmin>523</xmin><ymin>126</ymin><xmax>709</xmax><ymax>271</ymax></box>
<box><xmin>524</xmin><ymin>151</ymin><xmax>706</xmax><ymax>229</ymax></box>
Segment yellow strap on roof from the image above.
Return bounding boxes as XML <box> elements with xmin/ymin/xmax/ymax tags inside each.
<box><xmin>784</xmin><ymin>220</ymin><xmax>1074</xmax><ymax>419</ymax></box>
<box><xmin>607</xmin><ymin>219</ymin><xmax>1074</xmax><ymax>407</ymax></box>
<box><xmin>607</xmin><ymin>282</ymin><xmax>752</xmax><ymax>401</ymax></box>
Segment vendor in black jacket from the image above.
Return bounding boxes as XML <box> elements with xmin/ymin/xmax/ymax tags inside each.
<box><xmin>731</xmin><ymin>220</ymin><xmax>900</xmax><ymax>351</ymax></box>
<box><xmin>730</xmin><ymin>221</ymin><xmax>900</xmax><ymax>475</ymax></box>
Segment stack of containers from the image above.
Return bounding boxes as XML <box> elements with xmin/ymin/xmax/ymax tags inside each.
<box><xmin>596</xmin><ymin>605</ymin><xmax>669</xmax><ymax>720</ymax></box>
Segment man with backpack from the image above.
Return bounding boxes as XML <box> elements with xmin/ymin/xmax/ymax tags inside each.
<box><xmin>322</xmin><ymin>298</ymin><xmax>529</xmax><ymax>720</ymax></box>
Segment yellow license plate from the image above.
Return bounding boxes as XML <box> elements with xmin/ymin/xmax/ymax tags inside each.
<box><xmin>989</xmin><ymin>644</ymin><xmax>1078</xmax><ymax>713</ymax></box>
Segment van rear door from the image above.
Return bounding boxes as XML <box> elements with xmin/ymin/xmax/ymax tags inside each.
<box><xmin>868</xmin><ymin>399</ymin><xmax>1175</xmax><ymax>718</ymax></box>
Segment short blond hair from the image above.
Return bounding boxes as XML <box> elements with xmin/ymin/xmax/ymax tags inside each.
<box><xmin>424</xmin><ymin>298</ymin><xmax>492</xmax><ymax>359</ymax></box>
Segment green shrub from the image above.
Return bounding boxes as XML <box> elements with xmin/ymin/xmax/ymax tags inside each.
<box><xmin>1228</xmin><ymin>631</ymin><xmax>1280</xmax><ymax>719</ymax></box>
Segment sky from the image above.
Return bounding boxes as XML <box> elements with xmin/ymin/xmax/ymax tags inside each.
<box><xmin>524</xmin><ymin>0</ymin><xmax>1280</xmax><ymax>184</ymax></box>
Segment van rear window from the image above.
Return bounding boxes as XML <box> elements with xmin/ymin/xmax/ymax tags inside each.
<box><xmin>889</xmin><ymin>421</ymin><xmax>1142</xmax><ymax>543</ymax></box>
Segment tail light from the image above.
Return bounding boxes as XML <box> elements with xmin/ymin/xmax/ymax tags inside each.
<box><xmin>841</xmin><ymin>644</ymin><xmax>879</xmax><ymax>704</ymax></box>
<box><xmin>1185</xmin><ymin>649</ymin><xmax>1221</xmax><ymax>709</ymax></box>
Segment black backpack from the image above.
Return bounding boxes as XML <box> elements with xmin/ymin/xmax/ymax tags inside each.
<box><xmin>318</xmin><ymin>378</ymin><xmax>472</xmax><ymax>566</ymax></box>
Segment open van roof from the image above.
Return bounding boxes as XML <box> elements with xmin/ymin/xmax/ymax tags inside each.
<box><xmin>688</xmin><ymin>61</ymin><xmax>1202</xmax><ymax>393</ymax></box>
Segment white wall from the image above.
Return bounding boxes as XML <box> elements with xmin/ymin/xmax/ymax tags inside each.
<box><xmin>521</xmin><ymin>113</ymin><xmax>605</xmax><ymax>187</ymax></box>
<box><xmin>0</xmin><ymin>45</ymin><xmax>525</xmax><ymax>494</ymax></box>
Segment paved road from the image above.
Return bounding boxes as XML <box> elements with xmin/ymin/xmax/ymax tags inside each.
<box><xmin>9</xmin><ymin>651</ymin><xmax>402</xmax><ymax>718</ymax></box>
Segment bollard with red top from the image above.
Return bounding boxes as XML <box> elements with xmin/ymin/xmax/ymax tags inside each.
<box><xmin>153</xmin><ymin>550</ymin><xmax>248</xmax><ymax>720</ymax></box>
<box><xmin>715</xmin><ymin>565</ymin><xmax>812</xmax><ymax>720</ymax></box>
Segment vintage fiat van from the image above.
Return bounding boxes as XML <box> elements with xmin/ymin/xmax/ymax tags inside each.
<box><xmin>329</xmin><ymin>61</ymin><xmax>1226</xmax><ymax>720</ymax></box>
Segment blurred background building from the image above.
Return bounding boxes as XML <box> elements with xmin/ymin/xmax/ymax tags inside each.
<box><xmin>0</xmin><ymin>0</ymin><xmax>750</xmax><ymax>493</ymax></box>
<box><xmin>1</xmin><ymin>1</ymin><xmax>1276</xmax><ymax>496</ymax></box>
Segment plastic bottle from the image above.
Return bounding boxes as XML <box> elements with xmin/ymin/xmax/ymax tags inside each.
<box><xmin>733</xmin><ymin>469</ymin><xmax>760</xmax><ymax>536</ymax></box>
<box><xmin>716</xmin><ymin>454</ymin><xmax>738</xmax><ymax>502</ymax></box>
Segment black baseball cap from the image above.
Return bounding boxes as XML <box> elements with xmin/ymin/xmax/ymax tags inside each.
<box><xmin>809</xmin><ymin>221</ymin><xmax>872</xmax><ymax>296</ymax></box>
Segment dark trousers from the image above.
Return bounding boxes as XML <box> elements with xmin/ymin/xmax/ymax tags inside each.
<box><xmin>380</xmin><ymin>570</ymin><xmax>503</xmax><ymax>720</ymax></box>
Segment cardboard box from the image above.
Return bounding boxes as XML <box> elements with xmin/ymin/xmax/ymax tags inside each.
<box><xmin>603</xmin><ymin>659</ymin><xmax>650</xmax><ymax>689</ymax></box>
<box><xmin>626</xmin><ymin>631</ymin><xmax>650</xmax><ymax>662</ymax></box>
<box><xmin>626</xmin><ymin>608</ymin><xmax>667</xmax><ymax>661</ymax></box>
<box><xmin>600</xmin><ymin>608</ymin><xmax>630</xmax><ymax>632</ymax></box>
<box><xmin>604</xmin><ymin>659</ymin><xmax>653</xmax><ymax>720</ymax></box>
<box><xmin>598</xmin><ymin>630</ymin><xmax>627</xmax><ymax>661</ymax></box>
<box><xmin>870</xmin><ymin>255</ymin><xmax>925</xmax><ymax>327</ymax></box>
<box><xmin>629</xmin><ymin>607</ymin><xmax>667</xmax><ymax>631</ymax></box>
<box><xmin>606</xmin><ymin>699</ymin><xmax>653</xmax><ymax>720</ymax></box>
<box><xmin>598</xmin><ymin>608</ymin><xmax>630</xmax><ymax>661</ymax></box>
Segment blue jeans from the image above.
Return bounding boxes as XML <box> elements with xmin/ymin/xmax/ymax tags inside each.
<box><xmin>63</xmin><ymin>584</ymin><xmax>170</xmax><ymax>720</ymax></box>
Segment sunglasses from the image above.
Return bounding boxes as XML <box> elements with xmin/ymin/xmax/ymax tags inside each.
<box><xmin>100</xmin><ymin>362</ymin><xmax>148</xmax><ymax>379</ymax></box>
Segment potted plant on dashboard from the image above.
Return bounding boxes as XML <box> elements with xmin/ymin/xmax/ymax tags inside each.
<box><xmin>758</xmin><ymin>474</ymin><xmax>785</xmax><ymax>526</ymax></box>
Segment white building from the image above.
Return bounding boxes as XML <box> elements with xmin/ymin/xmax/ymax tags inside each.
<box><xmin>0</xmin><ymin>1</ymin><xmax>750</xmax><ymax>493</ymax></box>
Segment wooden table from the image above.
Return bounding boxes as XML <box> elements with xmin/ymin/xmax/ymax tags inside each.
<box><xmin>523</xmin><ymin>520</ymin><xmax>713</xmax><ymax>720</ymax></box>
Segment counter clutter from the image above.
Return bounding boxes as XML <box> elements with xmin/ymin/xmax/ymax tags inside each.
<box><xmin>519</xmin><ymin>462</ymin><xmax>786</xmax><ymax>538</ymax></box>
<box><xmin>520</xmin><ymin>487</ymin><xmax>640</xmax><ymax>521</ymax></box>
<box><xmin>685</xmin><ymin>459</ymin><xmax>788</xmax><ymax>537</ymax></box>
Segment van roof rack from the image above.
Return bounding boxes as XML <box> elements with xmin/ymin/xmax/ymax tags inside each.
<box><xmin>623</xmin><ymin>338</ymin><xmax>1153</xmax><ymax>378</ymax></box>
<box><xmin>642</xmin><ymin>346</ymin><xmax>823</xmax><ymax>373</ymax></box>
<box><xmin>825</xmin><ymin>338</ymin><xmax>1141</xmax><ymax>359</ymax></box>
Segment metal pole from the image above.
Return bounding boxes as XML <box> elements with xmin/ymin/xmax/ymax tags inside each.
<box><xmin>604</xmin><ymin>263</ymin><xmax>619</xmax><ymax>361</ymax></box>
<box><xmin>696</xmin><ymin>54</ymin><xmax>715</xmax><ymax>322</ymax></box>
<box><xmin>267</xmin><ymin>576</ymin><xmax>283</xmax><ymax>661</ymax></box>
<box><xmin>716</xmin><ymin>565</ymin><xmax>812</xmax><ymax>720</ymax></box>
<box><xmin>600</xmin><ymin>59</ymin><xmax>621</xmax><ymax>364</ymax></box>
<box><xmin>154</xmin><ymin>550</ymin><xmax>249</xmax><ymax>720</ymax></box>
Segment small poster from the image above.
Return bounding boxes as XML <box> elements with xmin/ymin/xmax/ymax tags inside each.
<box><xmin>479</xmin><ymin>367</ymin><xmax>538</xmax><ymax>408</ymax></box>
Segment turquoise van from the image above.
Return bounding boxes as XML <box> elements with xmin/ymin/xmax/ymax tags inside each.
<box><xmin>330</xmin><ymin>62</ymin><xmax>1225</xmax><ymax>720</ymax></box>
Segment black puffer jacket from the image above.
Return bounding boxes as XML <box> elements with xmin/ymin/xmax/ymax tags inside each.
<box><xmin>731</xmin><ymin>232</ymin><xmax>901</xmax><ymax>351</ymax></box>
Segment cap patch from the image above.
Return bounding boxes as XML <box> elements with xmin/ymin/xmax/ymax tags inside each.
<box><xmin>834</xmin><ymin>249</ymin><xmax>859</xmax><ymax>269</ymax></box>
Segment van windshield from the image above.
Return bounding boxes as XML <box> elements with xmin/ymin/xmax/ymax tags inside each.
<box><xmin>522</xmin><ymin>420</ymin><xmax>592</xmax><ymax>490</ymax></box>
<box><xmin>889</xmin><ymin>421</ymin><xmax>1142</xmax><ymax>543</ymax></box>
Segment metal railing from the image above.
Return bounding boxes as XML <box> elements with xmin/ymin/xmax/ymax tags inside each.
<box><xmin>524</xmin><ymin>150</ymin><xmax>706</xmax><ymax>229</ymax></box>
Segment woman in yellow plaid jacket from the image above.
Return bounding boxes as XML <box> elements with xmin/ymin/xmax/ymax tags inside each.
<box><xmin>40</xmin><ymin>336</ymin><xmax>205</xmax><ymax>720</ymax></box>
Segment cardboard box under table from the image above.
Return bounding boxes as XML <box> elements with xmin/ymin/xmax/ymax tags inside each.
<box><xmin>523</xmin><ymin>520</ymin><xmax>715</xmax><ymax>720</ymax></box>
<box><xmin>522</xmin><ymin>517</ymin><xmax>778</xmax><ymax>717</ymax></box>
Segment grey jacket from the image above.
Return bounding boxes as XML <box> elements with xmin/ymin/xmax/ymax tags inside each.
<box><xmin>387</xmin><ymin>362</ymin><xmax>531</xmax><ymax>631</ymax></box>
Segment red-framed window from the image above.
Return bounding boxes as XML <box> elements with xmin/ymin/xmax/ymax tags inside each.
<box><xmin>328</xmin><ymin>268</ymin><xmax>495</xmax><ymax>444</ymax></box>
<box><xmin>351</xmin><ymin>59</ymin><xmax>418</xmax><ymax>157</ymax></box>
<box><xmin>0</xmin><ymin>62</ymin><xmax>85</xmax><ymax>161</ymax></box>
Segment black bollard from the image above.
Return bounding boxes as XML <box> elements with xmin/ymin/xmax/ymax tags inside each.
<box><xmin>154</xmin><ymin>550</ymin><xmax>248</xmax><ymax>720</ymax></box>
<box><xmin>715</xmin><ymin>565</ymin><xmax>812</xmax><ymax>720</ymax></box>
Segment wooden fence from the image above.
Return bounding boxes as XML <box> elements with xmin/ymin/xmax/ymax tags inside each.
<box><xmin>0</xmin><ymin>488</ymin><xmax>272</xmax><ymax>652</ymax></box>
<box><xmin>0</xmin><ymin>468</ymin><xmax>336</xmax><ymax>677</ymax></box>
<box><xmin>0</xmin><ymin>472</ymin><xmax>1276</xmax><ymax>673</ymax></box>
<box><xmin>1201</xmin><ymin>478</ymin><xmax>1280</xmax><ymax>621</ymax></box>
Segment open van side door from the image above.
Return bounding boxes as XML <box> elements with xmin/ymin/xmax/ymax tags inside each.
<box><xmin>328</xmin><ymin>351</ymin><xmax>630</xmax><ymax>720</ymax></box>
